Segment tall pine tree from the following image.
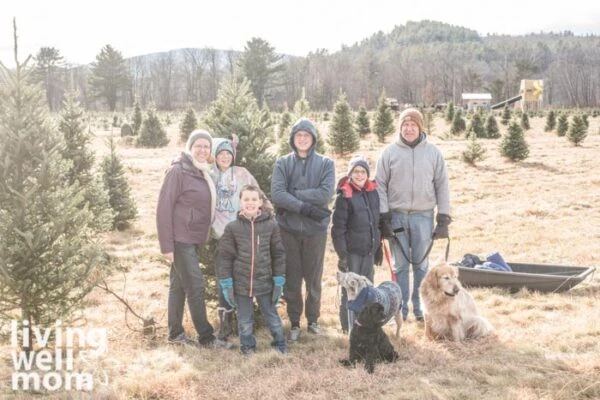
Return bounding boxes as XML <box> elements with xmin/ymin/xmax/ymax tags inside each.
<box><xmin>0</xmin><ymin>21</ymin><xmax>110</xmax><ymax>329</ymax></box>
<box><xmin>59</xmin><ymin>91</ymin><xmax>113</xmax><ymax>231</ymax></box>
<box><xmin>203</xmin><ymin>76</ymin><xmax>276</xmax><ymax>195</ymax></box>
<box><xmin>328</xmin><ymin>92</ymin><xmax>359</xmax><ymax>156</ymax></box>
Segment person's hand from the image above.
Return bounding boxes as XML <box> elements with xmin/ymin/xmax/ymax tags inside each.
<box><xmin>219</xmin><ymin>278</ymin><xmax>237</xmax><ymax>308</ymax></box>
<box><xmin>432</xmin><ymin>214</ymin><xmax>452</xmax><ymax>240</ymax></box>
<box><xmin>379</xmin><ymin>212</ymin><xmax>394</xmax><ymax>238</ymax></box>
<box><xmin>272</xmin><ymin>276</ymin><xmax>285</xmax><ymax>306</ymax></box>
<box><xmin>163</xmin><ymin>252</ymin><xmax>174</xmax><ymax>263</ymax></box>
<box><xmin>374</xmin><ymin>242</ymin><xmax>383</xmax><ymax>266</ymax></box>
<box><xmin>337</xmin><ymin>253</ymin><xmax>348</xmax><ymax>272</ymax></box>
<box><xmin>300</xmin><ymin>203</ymin><xmax>331</xmax><ymax>221</ymax></box>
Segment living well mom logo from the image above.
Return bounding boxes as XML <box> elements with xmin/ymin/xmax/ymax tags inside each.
<box><xmin>10</xmin><ymin>319</ymin><xmax>108</xmax><ymax>392</ymax></box>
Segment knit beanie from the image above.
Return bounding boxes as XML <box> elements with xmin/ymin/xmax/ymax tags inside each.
<box><xmin>399</xmin><ymin>108</ymin><xmax>424</xmax><ymax>132</ymax></box>
<box><xmin>214</xmin><ymin>139</ymin><xmax>235</xmax><ymax>161</ymax></box>
<box><xmin>347</xmin><ymin>154</ymin><xmax>370</xmax><ymax>177</ymax></box>
<box><xmin>186</xmin><ymin>129</ymin><xmax>213</xmax><ymax>153</ymax></box>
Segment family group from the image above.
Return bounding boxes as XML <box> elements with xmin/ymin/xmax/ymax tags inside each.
<box><xmin>155</xmin><ymin>108</ymin><xmax>451</xmax><ymax>355</ymax></box>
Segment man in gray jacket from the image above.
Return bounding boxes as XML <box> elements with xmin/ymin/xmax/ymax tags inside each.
<box><xmin>271</xmin><ymin>118</ymin><xmax>335</xmax><ymax>341</ymax></box>
<box><xmin>376</xmin><ymin>108</ymin><xmax>451</xmax><ymax>322</ymax></box>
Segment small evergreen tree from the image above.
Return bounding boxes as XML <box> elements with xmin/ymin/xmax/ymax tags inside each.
<box><xmin>101</xmin><ymin>136</ymin><xmax>138</xmax><ymax>230</ymax></box>
<box><xmin>556</xmin><ymin>114</ymin><xmax>569</xmax><ymax>137</ymax></box>
<box><xmin>278</xmin><ymin>110</ymin><xmax>292</xmax><ymax>140</ymax></box>
<box><xmin>544</xmin><ymin>110</ymin><xmax>556</xmax><ymax>132</ymax></box>
<box><xmin>179</xmin><ymin>106</ymin><xmax>198</xmax><ymax>143</ymax></box>
<box><xmin>445</xmin><ymin>101</ymin><xmax>455</xmax><ymax>123</ymax></box>
<box><xmin>0</xmin><ymin>22</ymin><xmax>111</xmax><ymax>330</ymax></box>
<box><xmin>582</xmin><ymin>113</ymin><xmax>589</xmax><ymax>129</ymax></box>
<box><xmin>520</xmin><ymin>112</ymin><xmax>531</xmax><ymax>131</ymax></box>
<box><xmin>132</xmin><ymin>100</ymin><xmax>143</xmax><ymax>135</ymax></box>
<box><xmin>462</xmin><ymin>131</ymin><xmax>487</xmax><ymax>165</ymax></box>
<box><xmin>328</xmin><ymin>92</ymin><xmax>359</xmax><ymax>156</ymax></box>
<box><xmin>59</xmin><ymin>91</ymin><xmax>113</xmax><ymax>232</ymax></box>
<box><xmin>500</xmin><ymin>121</ymin><xmax>529</xmax><ymax>162</ymax></box>
<box><xmin>485</xmin><ymin>114</ymin><xmax>501</xmax><ymax>138</ymax></box>
<box><xmin>136</xmin><ymin>104</ymin><xmax>169</xmax><ymax>147</ymax></box>
<box><xmin>450</xmin><ymin>109</ymin><xmax>466</xmax><ymax>135</ymax></box>
<box><xmin>468</xmin><ymin>112</ymin><xmax>485</xmax><ymax>138</ymax></box>
<box><xmin>120</xmin><ymin>122</ymin><xmax>133</xmax><ymax>136</ymax></box>
<box><xmin>424</xmin><ymin>110</ymin><xmax>435</xmax><ymax>136</ymax></box>
<box><xmin>373</xmin><ymin>91</ymin><xmax>395</xmax><ymax>143</ymax></box>
<box><xmin>356</xmin><ymin>107</ymin><xmax>371</xmax><ymax>137</ymax></box>
<box><xmin>501</xmin><ymin>105</ymin><xmax>512</xmax><ymax>125</ymax></box>
<box><xmin>566</xmin><ymin>115</ymin><xmax>587</xmax><ymax>146</ymax></box>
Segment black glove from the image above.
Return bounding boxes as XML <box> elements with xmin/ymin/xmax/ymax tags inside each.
<box><xmin>300</xmin><ymin>203</ymin><xmax>331</xmax><ymax>221</ymax></box>
<box><xmin>337</xmin><ymin>253</ymin><xmax>348</xmax><ymax>272</ymax></box>
<box><xmin>374</xmin><ymin>242</ymin><xmax>383</xmax><ymax>266</ymax></box>
<box><xmin>432</xmin><ymin>213</ymin><xmax>451</xmax><ymax>240</ymax></box>
<box><xmin>379</xmin><ymin>212</ymin><xmax>394</xmax><ymax>238</ymax></box>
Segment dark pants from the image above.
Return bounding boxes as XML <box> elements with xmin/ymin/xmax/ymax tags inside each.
<box><xmin>280</xmin><ymin>230</ymin><xmax>327</xmax><ymax>326</ymax></box>
<box><xmin>339</xmin><ymin>253</ymin><xmax>375</xmax><ymax>332</ymax></box>
<box><xmin>168</xmin><ymin>241</ymin><xmax>215</xmax><ymax>344</ymax></box>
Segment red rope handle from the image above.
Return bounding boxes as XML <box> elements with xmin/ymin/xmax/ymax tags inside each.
<box><xmin>382</xmin><ymin>240</ymin><xmax>396</xmax><ymax>282</ymax></box>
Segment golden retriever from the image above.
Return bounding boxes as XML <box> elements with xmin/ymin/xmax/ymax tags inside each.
<box><xmin>420</xmin><ymin>264</ymin><xmax>493</xmax><ymax>341</ymax></box>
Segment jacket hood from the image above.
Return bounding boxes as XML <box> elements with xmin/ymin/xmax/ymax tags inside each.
<box><xmin>337</xmin><ymin>176</ymin><xmax>377</xmax><ymax>198</ymax></box>
<box><xmin>288</xmin><ymin>117</ymin><xmax>318</xmax><ymax>155</ymax></box>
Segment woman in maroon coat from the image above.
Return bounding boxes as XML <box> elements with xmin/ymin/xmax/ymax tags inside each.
<box><xmin>156</xmin><ymin>129</ymin><xmax>230</xmax><ymax>349</ymax></box>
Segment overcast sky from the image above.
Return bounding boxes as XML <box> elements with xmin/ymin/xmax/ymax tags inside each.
<box><xmin>2</xmin><ymin>0</ymin><xmax>599</xmax><ymax>66</ymax></box>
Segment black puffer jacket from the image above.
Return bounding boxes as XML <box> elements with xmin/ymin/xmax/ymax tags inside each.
<box><xmin>217</xmin><ymin>211</ymin><xmax>286</xmax><ymax>297</ymax></box>
<box><xmin>331</xmin><ymin>177</ymin><xmax>380</xmax><ymax>256</ymax></box>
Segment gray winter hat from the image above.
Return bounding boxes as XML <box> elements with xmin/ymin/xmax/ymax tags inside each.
<box><xmin>347</xmin><ymin>154</ymin><xmax>370</xmax><ymax>177</ymax></box>
<box><xmin>186</xmin><ymin>129</ymin><xmax>213</xmax><ymax>152</ymax></box>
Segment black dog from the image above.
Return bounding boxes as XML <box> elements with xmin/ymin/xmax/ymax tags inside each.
<box><xmin>340</xmin><ymin>302</ymin><xmax>399</xmax><ymax>374</ymax></box>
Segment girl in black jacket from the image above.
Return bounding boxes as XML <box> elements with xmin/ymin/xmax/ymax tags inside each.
<box><xmin>331</xmin><ymin>155</ymin><xmax>380</xmax><ymax>333</ymax></box>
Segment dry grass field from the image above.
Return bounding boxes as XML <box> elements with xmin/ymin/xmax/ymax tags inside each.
<box><xmin>2</xmin><ymin>113</ymin><xmax>600</xmax><ymax>399</ymax></box>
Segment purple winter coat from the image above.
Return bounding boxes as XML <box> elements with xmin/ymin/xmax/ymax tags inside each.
<box><xmin>156</xmin><ymin>152</ymin><xmax>213</xmax><ymax>254</ymax></box>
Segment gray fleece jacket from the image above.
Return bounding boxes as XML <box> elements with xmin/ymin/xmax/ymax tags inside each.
<box><xmin>375</xmin><ymin>133</ymin><xmax>450</xmax><ymax>215</ymax></box>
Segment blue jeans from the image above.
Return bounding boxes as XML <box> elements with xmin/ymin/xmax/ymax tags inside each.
<box><xmin>168</xmin><ymin>242</ymin><xmax>215</xmax><ymax>344</ymax></box>
<box><xmin>236</xmin><ymin>293</ymin><xmax>286</xmax><ymax>354</ymax></box>
<box><xmin>339</xmin><ymin>253</ymin><xmax>375</xmax><ymax>332</ymax></box>
<box><xmin>388</xmin><ymin>210</ymin><xmax>433</xmax><ymax>319</ymax></box>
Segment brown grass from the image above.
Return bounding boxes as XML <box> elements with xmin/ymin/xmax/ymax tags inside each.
<box><xmin>2</xmin><ymin>114</ymin><xmax>599</xmax><ymax>399</ymax></box>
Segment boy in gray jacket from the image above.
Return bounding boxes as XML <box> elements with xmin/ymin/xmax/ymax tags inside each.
<box><xmin>271</xmin><ymin>118</ymin><xmax>335</xmax><ymax>341</ymax></box>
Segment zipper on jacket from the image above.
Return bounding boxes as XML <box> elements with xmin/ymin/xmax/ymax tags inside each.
<box><xmin>249</xmin><ymin>219</ymin><xmax>255</xmax><ymax>297</ymax></box>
